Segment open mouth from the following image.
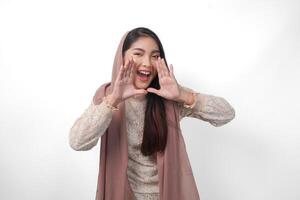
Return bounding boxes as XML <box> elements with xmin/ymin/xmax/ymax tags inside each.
<box><xmin>137</xmin><ymin>70</ymin><xmax>151</xmax><ymax>77</ymax></box>
<box><xmin>136</xmin><ymin>70</ymin><xmax>151</xmax><ymax>82</ymax></box>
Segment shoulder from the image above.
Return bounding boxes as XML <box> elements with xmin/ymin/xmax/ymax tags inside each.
<box><xmin>93</xmin><ymin>82</ymin><xmax>111</xmax><ymax>105</ymax></box>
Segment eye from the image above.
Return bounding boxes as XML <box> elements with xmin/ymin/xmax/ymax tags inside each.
<box><xmin>153</xmin><ymin>55</ymin><xmax>160</xmax><ymax>59</ymax></box>
<box><xmin>133</xmin><ymin>52</ymin><xmax>142</xmax><ymax>56</ymax></box>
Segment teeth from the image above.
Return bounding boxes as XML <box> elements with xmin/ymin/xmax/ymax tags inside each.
<box><xmin>138</xmin><ymin>70</ymin><xmax>150</xmax><ymax>75</ymax></box>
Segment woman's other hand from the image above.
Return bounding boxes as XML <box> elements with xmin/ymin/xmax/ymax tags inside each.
<box><xmin>146</xmin><ymin>57</ymin><xmax>181</xmax><ymax>100</ymax></box>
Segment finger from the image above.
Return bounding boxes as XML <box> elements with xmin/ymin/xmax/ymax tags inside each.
<box><xmin>116</xmin><ymin>64</ymin><xmax>125</xmax><ymax>81</ymax></box>
<box><xmin>125</xmin><ymin>59</ymin><xmax>132</xmax><ymax>77</ymax></box>
<box><xmin>147</xmin><ymin>87</ymin><xmax>161</xmax><ymax>96</ymax></box>
<box><xmin>124</xmin><ymin>59</ymin><xmax>131</xmax><ymax>77</ymax></box>
<box><xmin>157</xmin><ymin>58</ymin><xmax>164</xmax><ymax>78</ymax></box>
<box><xmin>133</xmin><ymin>89</ymin><xmax>148</xmax><ymax>95</ymax></box>
<box><xmin>125</xmin><ymin>58</ymin><xmax>132</xmax><ymax>72</ymax></box>
<box><xmin>123</xmin><ymin>59</ymin><xmax>128</xmax><ymax>75</ymax></box>
<box><xmin>161</xmin><ymin>58</ymin><xmax>169</xmax><ymax>77</ymax></box>
<box><xmin>154</xmin><ymin>59</ymin><xmax>161</xmax><ymax>79</ymax></box>
<box><xmin>129</xmin><ymin>58</ymin><xmax>135</xmax><ymax>75</ymax></box>
<box><xmin>169</xmin><ymin>64</ymin><xmax>175</xmax><ymax>79</ymax></box>
<box><xmin>159</xmin><ymin>57</ymin><xmax>167</xmax><ymax>77</ymax></box>
<box><xmin>129</xmin><ymin>58</ymin><xmax>136</xmax><ymax>78</ymax></box>
<box><xmin>129</xmin><ymin>60</ymin><xmax>135</xmax><ymax>78</ymax></box>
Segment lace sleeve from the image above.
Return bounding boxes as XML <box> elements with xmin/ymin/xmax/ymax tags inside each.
<box><xmin>178</xmin><ymin>86</ymin><xmax>235</xmax><ymax>127</ymax></box>
<box><xmin>69</xmin><ymin>100</ymin><xmax>113</xmax><ymax>151</ymax></box>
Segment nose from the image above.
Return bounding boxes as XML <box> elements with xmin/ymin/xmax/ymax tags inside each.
<box><xmin>142</xmin><ymin>57</ymin><xmax>151</xmax><ymax>67</ymax></box>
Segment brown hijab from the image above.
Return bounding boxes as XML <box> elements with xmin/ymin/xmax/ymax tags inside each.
<box><xmin>93</xmin><ymin>30</ymin><xmax>200</xmax><ymax>200</ymax></box>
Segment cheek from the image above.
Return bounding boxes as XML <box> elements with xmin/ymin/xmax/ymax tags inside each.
<box><xmin>152</xmin><ymin>60</ymin><xmax>159</xmax><ymax>71</ymax></box>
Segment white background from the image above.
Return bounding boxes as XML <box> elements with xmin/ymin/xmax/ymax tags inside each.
<box><xmin>1</xmin><ymin>0</ymin><xmax>299</xmax><ymax>199</ymax></box>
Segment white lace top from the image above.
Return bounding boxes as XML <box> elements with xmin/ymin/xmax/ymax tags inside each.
<box><xmin>69</xmin><ymin>86</ymin><xmax>235</xmax><ymax>200</ymax></box>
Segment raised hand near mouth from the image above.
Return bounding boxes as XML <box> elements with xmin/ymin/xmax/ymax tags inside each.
<box><xmin>146</xmin><ymin>57</ymin><xmax>181</xmax><ymax>101</ymax></box>
<box><xmin>106</xmin><ymin>57</ymin><xmax>148</xmax><ymax>107</ymax></box>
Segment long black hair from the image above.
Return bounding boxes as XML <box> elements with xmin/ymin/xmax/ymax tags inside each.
<box><xmin>122</xmin><ymin>27</ymin><xmax>168</xmax><ymax>156</ymax></box>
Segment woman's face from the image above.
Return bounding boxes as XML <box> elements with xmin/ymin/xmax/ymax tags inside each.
<box><xmin>123</xmin><ymin>36</ymin><xmax>160</xmax><ymax>89</ymax></box>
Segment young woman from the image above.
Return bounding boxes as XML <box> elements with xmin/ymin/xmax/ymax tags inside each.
<box><xmin>69</xmin><ymin>27</ymin><xmax>235</xmax><ymax>200</ymax></box>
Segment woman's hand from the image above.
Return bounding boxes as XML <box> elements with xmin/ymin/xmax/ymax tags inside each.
<box><xmin>146</xmin><ymin>57</ymin><xmax>181</xmax><ymax>101</ymax></box>
<box><xmin>107</xmin><ymin>57</ymin><xmax>148</xmax><ymax>106</ymax></box>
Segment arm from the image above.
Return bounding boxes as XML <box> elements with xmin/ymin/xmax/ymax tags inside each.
<box><xmin>69</xmin><ymin>100</ymin><xmax>113</xmax><ymax>151</ymax></box>
<box><xmin>178</xmin><ymin>86</ymin><xmax>235</xmax><ymax>127</ymax></box>
<box><xmin>69</xmin><ymin>57</ymin><xmax>150</xmax><ymax>151</ymax></box>
<box><xmin>140</xmin><ymin>58</ymin><xmax>235</xmax><ymax>126</ymax></box>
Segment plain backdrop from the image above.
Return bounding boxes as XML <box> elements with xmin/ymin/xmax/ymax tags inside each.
<box><xmin>0</xmin><ymin>0</ymin><xmax>299</xmax><ymax>199</ymax></box>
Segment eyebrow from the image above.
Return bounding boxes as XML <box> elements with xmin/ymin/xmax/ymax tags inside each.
<box><xmin>132</xmin><ymin>48</ymin><xmax>160</xmax><ymax>54</ymax></box>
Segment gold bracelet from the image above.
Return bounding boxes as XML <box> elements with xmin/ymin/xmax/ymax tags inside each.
<box><xmin>183</xmin><ymin>92</ymin><xmax>197</xmax><ymax>109</ymax></box>
<box><xmin>102</xmin><ymin>96</ymin><xmax>119</xmax><ymax>111</ymax></box>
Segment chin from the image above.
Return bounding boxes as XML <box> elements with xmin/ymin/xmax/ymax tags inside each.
<box><xmin>134</xmin><ymin>81</ymin><xmax>151</xmax><ymax>89</ymax></box>
<box><xmin>134</xmin><ymin>77</ymin><xmax>154</xmax><ymax>89</ymax></box>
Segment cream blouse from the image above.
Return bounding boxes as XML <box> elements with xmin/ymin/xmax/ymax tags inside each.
<box><xmin>69</xmin><ymin>86</ymin><xmax>235</xmax><ymax>200</ymax></box>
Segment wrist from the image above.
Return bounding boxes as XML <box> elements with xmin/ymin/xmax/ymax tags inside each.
<box><xmin>183</xmin><ymin>92</ymin><xmax>196</xmax><ymax>108</ymax></box>
<box><xmin>177</xmin><ymin>89</ymin><xmax>193</xmax><ymax>104</ymax></box>
<box><xmin>105</xmin><ymin>94</ymin><xmax>122</xmax><ymax>107</ymax></box>
<box><xmin>178</xmin><ymin>87</ymin><xmax>197</xmax><ymax>109</ymax></box>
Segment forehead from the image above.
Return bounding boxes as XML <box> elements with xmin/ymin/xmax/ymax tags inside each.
<box><xmin>130</xmin><ymin>36</ymin><xmax>159</xmax><ymax>51</ymax></box>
